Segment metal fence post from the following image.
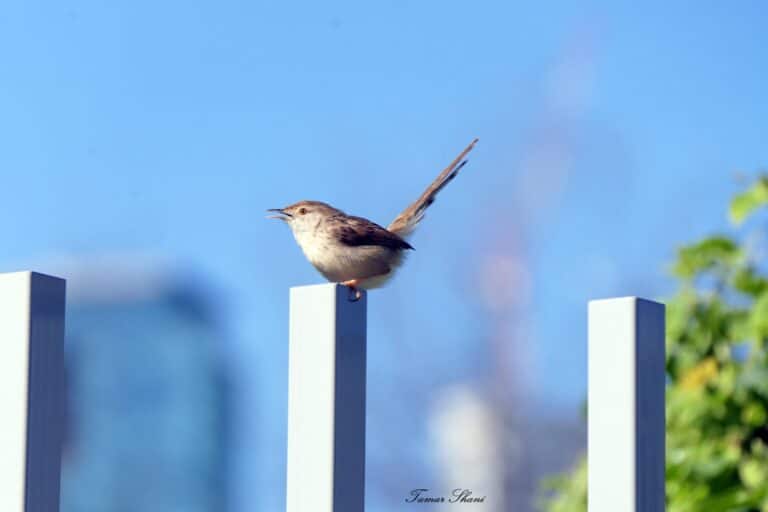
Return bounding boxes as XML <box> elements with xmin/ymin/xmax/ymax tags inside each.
<box><xmin>287</xmin><ymin>284</ymin><xmax>367</xmax><ymax>512</ymax></box>
<box><xmin>588</xmin><ymin>297</ymin><xmax>665</xmax><ymax>512</ymax></box>
<box><xmin>0</xmin><ymin>271</ymin><xmax>66</xmax><ymax>512</ymax></box>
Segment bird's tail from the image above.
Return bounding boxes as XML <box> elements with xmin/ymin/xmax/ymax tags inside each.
<box><xmin>387</xmin><ymin>138</ymin><xmax>479</xmax><ymax>237</ymax></box>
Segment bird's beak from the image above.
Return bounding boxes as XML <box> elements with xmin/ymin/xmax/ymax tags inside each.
<box><xmin>266</xmin><ymin>208</ymin><xmax>292</xmax><ymax>221</ymax></box>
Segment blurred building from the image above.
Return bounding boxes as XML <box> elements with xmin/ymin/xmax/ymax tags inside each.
<box><xmin>430</xmin><ymin>385</ymin><xmax>585</xmax><ymax>512</ymax></box>
<box><xmin>58</xmin><ymin>257</ymin><xmax>231</xmax><ymax>512</ymax></box>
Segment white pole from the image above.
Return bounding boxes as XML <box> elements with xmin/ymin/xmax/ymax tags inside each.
<box><xmin>0</xmin><ymin>272</ymin><xmax>65</xmax><ymax>512</ymax></box>
<box><xmin>588</xmin><ymin>297</ymin><xmax>665</xmax><ymax>512</ymax></box>
<box><xmin>287</xmin><ymin>284</ymin><xmax>367</xmax><ymax>512</ymax></box>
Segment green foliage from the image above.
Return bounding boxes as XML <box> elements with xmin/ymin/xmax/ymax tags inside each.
<box><xmin>730</xmin><ymin>177</ymin><xmax>768</xmax><ymax>225</ymax></box>
<box><xmin>540</xmin><ymin>177</ymin><xmax>768</xmax><ymax>512</ymax></box>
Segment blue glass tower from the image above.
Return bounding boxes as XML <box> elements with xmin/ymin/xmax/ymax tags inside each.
<box><xmin>60</xmin><ymin>262</ymin><xmax>230</xmax><ymax>512</ymax></box>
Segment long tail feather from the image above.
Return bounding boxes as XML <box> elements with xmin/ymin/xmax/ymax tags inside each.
<box><xmin>387</xmin><ymin>138</ymin><xmax>478</xmax><ymax>236</ymax></box>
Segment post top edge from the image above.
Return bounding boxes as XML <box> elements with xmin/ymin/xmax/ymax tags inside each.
<box><xmin>289</xmin><ymin>282</ymin><xmax>368</xmax><ymax>304</ymax></box>
<box><xmin>0</xmin><ymin>270</ymin><xmax>65</xmax><ymax>282</ymax></box>
<box><xmin>290</xmin><ymin>282</ymin><xmax>346</xmax><ymax>292</ymax></box>
<box><xmin>588</xmin><ymin>296</ymin><xmax>664</xmax><ymax>307</ymax></box>
<box><xmin>30</xmin><ymin>271</ymin><xmax>66</xmax><ymax>283</ymax></box>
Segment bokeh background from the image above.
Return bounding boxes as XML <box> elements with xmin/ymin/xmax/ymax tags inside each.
<box><xmin>2</xmin><ymin>1</ymin><xmax>767</xmax><ymax>511</ymax></box>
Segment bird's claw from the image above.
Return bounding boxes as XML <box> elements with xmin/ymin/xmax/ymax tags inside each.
<box><xmin>341</xmin><ymin>280</ymin><xmax>362</xmax><ymax>302</ymax></box>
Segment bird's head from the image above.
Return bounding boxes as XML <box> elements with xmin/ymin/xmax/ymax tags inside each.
<box><xmin>267</xmin><ymin>201</ymin><xmax>343</xmax><ymax>234</ymax></box>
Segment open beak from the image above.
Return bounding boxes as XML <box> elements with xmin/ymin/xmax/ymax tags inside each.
<box><xmin>266</xmin><ymin>208</ymin><xmax>292</xmax><ymax>221</ymax></box>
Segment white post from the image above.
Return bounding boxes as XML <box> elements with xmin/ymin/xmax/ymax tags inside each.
<box><xmin>0</xmin><ymin>272</ymin><xmax>66</xmax><ymax>512</ymax></box>
<box><xmin>287</xmin><ymin>284</ymin><xmax>367</xmax><ymax>512</ymax></box>
<box><xmin>588</xmin><ymin>297</ymin><xmax>665</xmax><ymax>512</ymax></box>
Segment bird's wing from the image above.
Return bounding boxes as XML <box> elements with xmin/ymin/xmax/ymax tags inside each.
<box><xmin>387</xmin><ymin>138</ymin><xmax>478</xmax><ymax>237</ymax></box>
<box><xmin>332</xmin><ymin>215</ymin><xmax>414</xmax><ymax>250</ymax></box>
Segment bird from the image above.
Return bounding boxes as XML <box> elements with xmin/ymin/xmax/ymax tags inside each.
<box><xmin>268</xmin><ymin>138</ymin><xmax>478</xmax><ymax>298</ymax></box>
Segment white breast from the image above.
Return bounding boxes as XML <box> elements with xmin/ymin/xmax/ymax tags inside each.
<box><xmin>291</xmin><ymin>226</ymin><xmax>403</xmax><ymax>285</ymax></box>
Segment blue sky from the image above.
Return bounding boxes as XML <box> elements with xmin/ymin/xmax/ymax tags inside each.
<box><xmin>2</xmin><ymin>1</ymin><xmax>768</xmax><ymax>510</ymax></box>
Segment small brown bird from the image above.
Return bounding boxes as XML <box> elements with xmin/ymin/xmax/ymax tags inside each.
<box><xmin>268</xmin><ymin>139</ymin><xmax>478</xmax><ymax>295</ymax></box>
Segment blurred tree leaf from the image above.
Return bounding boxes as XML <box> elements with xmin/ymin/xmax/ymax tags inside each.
<box><xmin>680</xmin><ymin>356</ymin><xmax>719</xmax><ymax>390</ymax></box>
<box><xmin>673</xmin><ymin>236</ymin><xmax>740</xmax><ymax>279</ymax></box>
<box><xmin>730</xmin><ymin>176</ymin><xmax>768</xmax><ymax>225</ymax></box>
<box><xmin>540</xmin><ymin>175</ymin><xmax>768</xmax><ymax>512</ymax></box>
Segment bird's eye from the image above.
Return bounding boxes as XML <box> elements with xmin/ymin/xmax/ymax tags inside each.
<box><xmin>298</xmin><ymin>207</ymin><xmax>307</xmax><ymax>215</ymax></box>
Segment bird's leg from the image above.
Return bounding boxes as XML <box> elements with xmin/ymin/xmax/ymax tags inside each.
<box><xmin>341</xmin><ymin>279</ymin><xmax>362</xmax><ymax>301</ymax></box>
